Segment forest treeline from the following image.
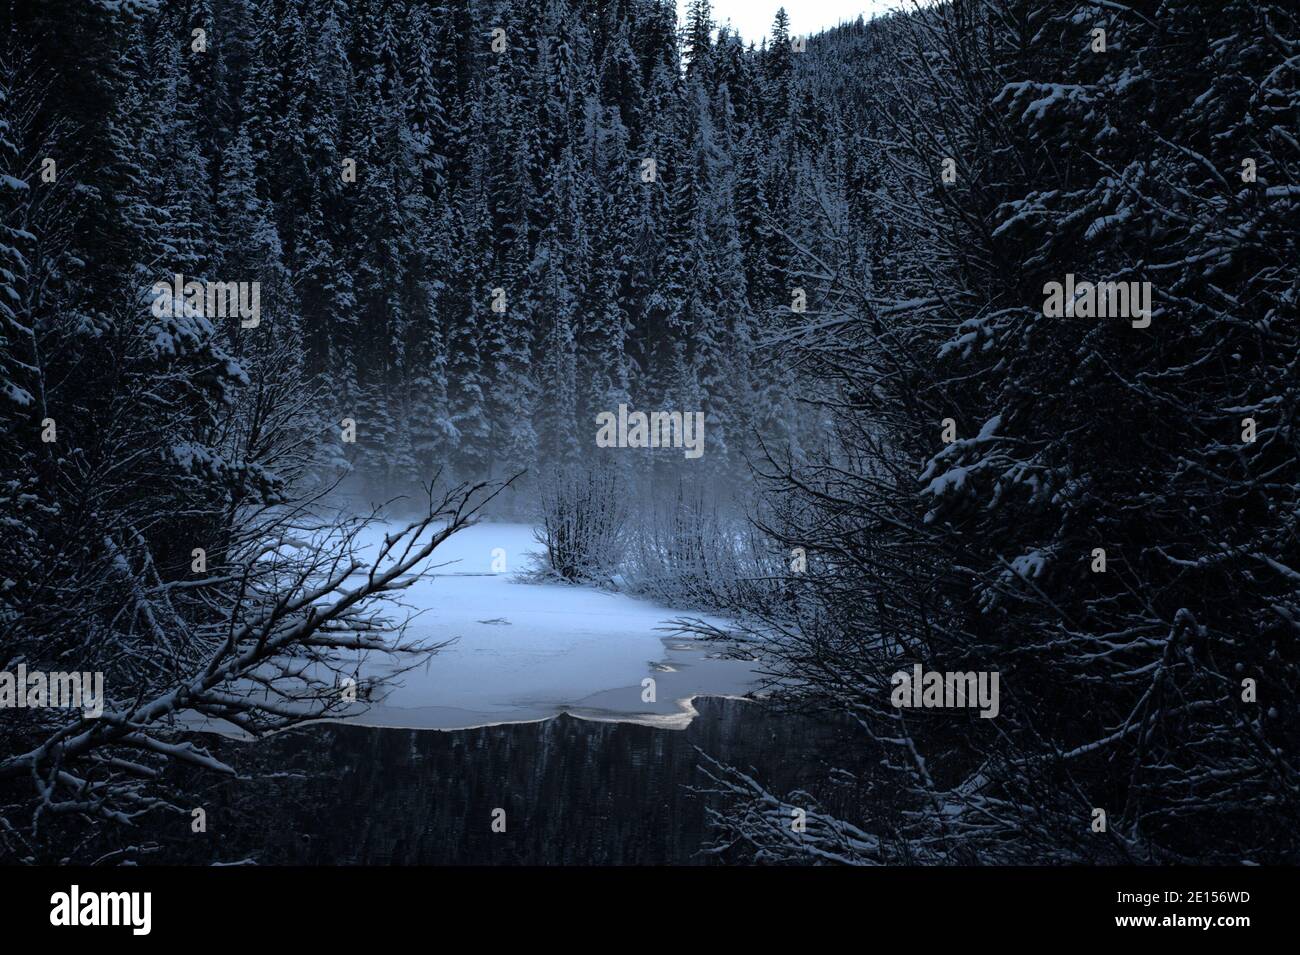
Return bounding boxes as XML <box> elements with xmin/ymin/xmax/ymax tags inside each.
<box><xmin>3</xmin><ymin>0</ymin><xmax>833</xmax><ymax>504</ymax></box>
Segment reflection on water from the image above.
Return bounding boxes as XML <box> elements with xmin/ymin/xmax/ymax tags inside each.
<box><xmin>165</xmin><ymin>698</ymin><xmax>852</xmax><ymax>865</ymax></box>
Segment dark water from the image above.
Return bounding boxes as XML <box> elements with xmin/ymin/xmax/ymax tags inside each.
<box><xmin>158</xmin><ymin>697</ymin><xmax>852</xmax><ymax>865</ymax></box>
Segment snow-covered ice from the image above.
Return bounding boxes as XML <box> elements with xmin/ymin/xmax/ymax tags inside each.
<box><xmin>326</xmin><ymin>520</ymin><xmax>759</xmax><ymax>730</ymax></box>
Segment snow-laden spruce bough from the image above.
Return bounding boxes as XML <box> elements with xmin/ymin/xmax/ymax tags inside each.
<box><xmin>595</xmin><ymin>404</ymin><xmax>705</xmax><ymax>459</ymax></box>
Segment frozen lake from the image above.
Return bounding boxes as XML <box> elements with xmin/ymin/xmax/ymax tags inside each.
<box><xmin>326</xmin><ymin>520</ymin><xmax>758</xmax><ymax>730</ymax></box>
